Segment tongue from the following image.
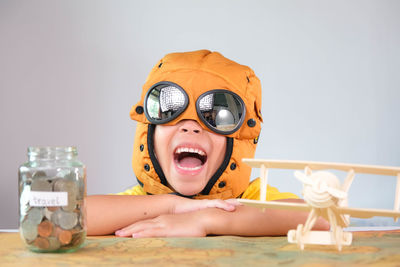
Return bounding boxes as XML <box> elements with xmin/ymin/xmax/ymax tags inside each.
<box><xmin>179</xmin><ymin>157</ymin><xmax>202</xmax><ymax>168</ymax></box>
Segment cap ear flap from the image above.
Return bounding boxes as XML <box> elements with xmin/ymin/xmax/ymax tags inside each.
<box><xmin>130</xmin><ymin>103</ymin><xmax>147</xmax><ymax>123</ymax></box>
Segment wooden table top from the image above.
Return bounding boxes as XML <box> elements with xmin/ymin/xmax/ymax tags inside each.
<box><xmin>1</xmin><ymin>230</ymin><xmax>400</xmax><ymax>266</ymax></box>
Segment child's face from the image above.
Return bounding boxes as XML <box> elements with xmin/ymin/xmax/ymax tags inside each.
<box><xmin>154</xmin><ymin>120</ymin><xmax>227</xmax><ymax>196</ymax></box>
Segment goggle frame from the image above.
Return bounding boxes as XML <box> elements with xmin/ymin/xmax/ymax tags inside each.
<box><xmin>143</xmin><ymin>81</ymin><xmax>246</xmax><ymax>135</ymax></box>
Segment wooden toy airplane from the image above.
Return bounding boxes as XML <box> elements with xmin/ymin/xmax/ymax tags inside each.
<box><xmin>238</xmin><ymin>159</ymin><xmax>400</xmax><ymax>251</ymax></box>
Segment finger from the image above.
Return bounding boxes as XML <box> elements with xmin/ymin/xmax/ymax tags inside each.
<box><xmin>115</xmin><ymin>230</ymin><xmax>131</xmax><ymax>237</ymax></box>
<box><xmin>116</xmin><ymin>226</ymin><xmax>139</xmax><ymax>237</ymax></box>
<box><xmin>116</xmin><ymin>224</ymin><xmax>150</xmax><ymax>237</ymax></box>
<box><xmin>132</xmin><ymin>228</ymin><xmax>167</xmax><ymax>238</ymax></box>
<box><xmin>205</xmin><ymin>199</ymin><xmax>236</xmax><ymax>211</ymax></box>
<box><xmin>225</xmin><ymin>198</ymin><xmax>243</xmax><ymax>206</ymax></box>
<box><xmin>115</xmin><ymin>220</ymin><xmax>157</xmax><ymax>237</ymax></box>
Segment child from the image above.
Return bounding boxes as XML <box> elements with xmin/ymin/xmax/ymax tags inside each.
<box><xmin>86</xmin><ymin>50</ymin><xmax>329</xmax><ymax>237</ymax></box>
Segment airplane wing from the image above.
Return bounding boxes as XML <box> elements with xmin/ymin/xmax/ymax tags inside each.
<box><xmin>242</xmin><ymin>159</ymin><xmax>400</xmax><ymax>176</ymax></box>
<box><xmin>238</xmin><ymin>199</ymin><xmax>400</xmax><ymax>220</ymax></box>
<box><xmin>336</xmin><ymin>206</ymin><xmax>400</xmax><ymax>219</ymax></box>
<box><xmin>239</xmin><ymin>199</ymin><xmax>349</xmax><ymax>227</ymax></box>
<box><xmin>238</xmin><ymin>199</ymin><xmax>311</xmax><ymax>212</ymax></box>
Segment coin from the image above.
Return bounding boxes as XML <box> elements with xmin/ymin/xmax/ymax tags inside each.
<box><xmin>53</xmin><ymin>179</ymin><xmax>78</xmax><ymax>212</ymax></box>
<box><xmin>78</xmin><ymin>212</ymin><xmax>85</xmax><ymax>229</ymax></box>
<box><xmin>31</xmin><ymin>178</ymin><xmax>53</xmax><ymax>192</ymax></box>
<box><xmin>58</xmin><ymin>229</ymin><xmax>72</xmax><ymax>245</ymax></box>
<box><xmin>53</xmin><ymin>179</ymin><xmax>78</xmax><ymax>195</ymax></box>
<box><xmin>34</xmin><ymin>237</ymin><xmax>50</xmax><ymax>249</ymax></box>
<box><xmin>70</xmin><ymin>231</ymin><xmax>85</xmax><ymax>247</ymax></box>
<box><xmin>52</xmin><ymin>226</ymin><xmax>63</xmax><ymax>237</ymax></box>
<box><xmin>71</xmin><ymin>227</ymin><xmax>81</xmax><ymax>234</ymax></box>
<box><xmin>47</xmin><ymin>206</ymin><xmax>59</xmax><ymax>212</ymax></box>
<box><xmin>27</xmin><ymin>207</ymin><xmax>44</xmax><ymax>225</ymax></box>
<box><xmin>37</xmin><ymin>220</ymin><xmax>53</xmax><ymax>237</ymax></box>
<box><xmin>51</xmin><ymin>210</ymin><xmax>60</xmax><ymax>226</ymax></box>
<box><xmin>47</xmin><ymin>237</ymin><xmax>61</xmax><ymax>250</ymax></box>
<box><xmin>52</xmin><ymin>209</ymin><xmax>78</xmax><ymax>230</ymax></box>
<box><xmin>62</xmin><ymin>199</ymin><xmax>77</xmax><ymax>212</ymax></box>
<box><xmin>76</xmin><ymin>178</ymin><xmax>85</xmax><ymax>200</ymax></box>
<box><xmin>32</xmin><ymin>171</ymin><xmax>47</xmax><ymax>179</ymax></box>
<box><xmin>21</xmin><ymin>219</ymin><xmax>38</xmax><ymax>242</ymax></box>
<box><xmin>44</xmin><ymin>207</ymin><xmax>54</xmax><ymax>220</ymax></box>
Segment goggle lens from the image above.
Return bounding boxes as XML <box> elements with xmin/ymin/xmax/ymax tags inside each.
<box><xmin>197</xmin><ymin>91</ymin><xmax>245</xmax><ymax>135</ymax></box>
<box><xmin>145</xmin><ymin>83</ymin><xmax>188</xmax><ymax>123</ymax></box>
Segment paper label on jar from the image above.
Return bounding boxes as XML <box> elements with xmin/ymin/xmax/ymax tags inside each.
<box><xmin>29</xmin><ymin>191</ymin><xmax>68</xmax><ymax>207</ymax></box>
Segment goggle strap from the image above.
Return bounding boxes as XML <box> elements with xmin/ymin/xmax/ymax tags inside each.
<box><xmin>147</xmin><ymin>124</ymin><xmax>169</xmax><ymax>186</ymax></box>
<box><xmin>200</xmin><ymin>137</ymin><xmax>233</xmax><ymax>195</ymax></box>
<box><xmin>144</xmin><ymin>124</ymin><xmax>235</xmax><ymax>197</ymax></box>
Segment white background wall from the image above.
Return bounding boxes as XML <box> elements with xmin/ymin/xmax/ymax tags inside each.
<box><xmin>1</xmin><ymin>0</ymin><xmax>399</xmax><ymax>228</ymax></box>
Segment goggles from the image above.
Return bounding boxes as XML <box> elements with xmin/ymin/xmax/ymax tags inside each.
<box><xmin>144</xmin><ymin>81</ymin><xmax>246</xmax><ymax>135</ymax></box>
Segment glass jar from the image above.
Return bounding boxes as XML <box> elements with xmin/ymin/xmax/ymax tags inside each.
<box><xmin>18</xmin><ymin>147</ymin><xmax>86</xmax><ymax>253</ymax></box>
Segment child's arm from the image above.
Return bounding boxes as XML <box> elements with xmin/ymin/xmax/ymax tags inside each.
<box><xmin>115</xmin><ymin>199</ymin><xmax>330</xmax><ymax>237</ymax></box>
<box><xmin>204</xmin><ymin>200</ymin><xmax>330</xmax><ymax>236</ymax></box>
<box><xmin>86</xmin><ymin>194</ymin><xmax>238</xmax><ymax>235</ymax></box>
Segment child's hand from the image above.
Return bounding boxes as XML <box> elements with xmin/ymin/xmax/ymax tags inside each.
<box><xmin>115</xmin><ymin>212</ymin><xmax>207</xmax><ymax>238</ymax></box>
<box><xmin>172</xmin><ymin>197</ymin><xmax>241</xmax><ymax>214</ymax></box>
<box><xmin>114</xmin><ymin>198</ymin><xmax>241</xmax><ymax>238</ymax></box>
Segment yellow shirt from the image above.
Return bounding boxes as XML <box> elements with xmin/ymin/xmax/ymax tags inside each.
<box><xmin>117</xmin><ymin>178</ymin><xmax>298</xmax><ymax>200</ymax></box>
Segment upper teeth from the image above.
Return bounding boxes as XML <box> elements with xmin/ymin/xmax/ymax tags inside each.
<box><xmin>176</xmin><ymin>147</ymin><xmax>205</xmax><ymax>156</ymax></box>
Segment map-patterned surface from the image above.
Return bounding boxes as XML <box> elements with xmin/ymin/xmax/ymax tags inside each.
<box><xmin>1</xmin><ymin>231</ymin><xmax>399</xmax><ymax>266</ymax></box>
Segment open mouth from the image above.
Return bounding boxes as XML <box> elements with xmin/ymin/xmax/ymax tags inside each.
<box><xmin>173</xmin><ymin>147</ymin><xmax>207</xmax><ymax>171</ymax></box>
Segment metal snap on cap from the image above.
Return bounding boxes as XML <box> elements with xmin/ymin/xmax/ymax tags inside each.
<box><xmin>230</xmin><ymin>162</ymin><xmax>237</xmax><ymax>170</ymax></box>
<box><xmin>136</xmin><ymin>106</ymin><xmax>144</xmax><ymax>114</ymax></box>
<box><xmin>144</xmin><ymin>164</ymin><xmax>150</xmax><ymax>171</ymax></box>
<box><xmin>247</xmin><ymin>119</ymin><xmax>256</xmax><ymax>127</ymax></box>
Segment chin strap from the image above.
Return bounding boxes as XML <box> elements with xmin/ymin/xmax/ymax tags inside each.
<box><xmin>137</xmin><ymin>173</ymin><xmax>235</xmax><ymax>199</ymax></box>
<box><xmin>147</xmin><ymin>124</ymin><xmax>168</xmax><ymax>186</ymax></box>
<box><xmin>145</xmin><ymin>124</ymin><xmax>234</xmax><ymax>199</ymax></box>
<box><xmin>200</xmin><ymin>137</ymin><xmax>233</xmax><ymax>195</ymax></box>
